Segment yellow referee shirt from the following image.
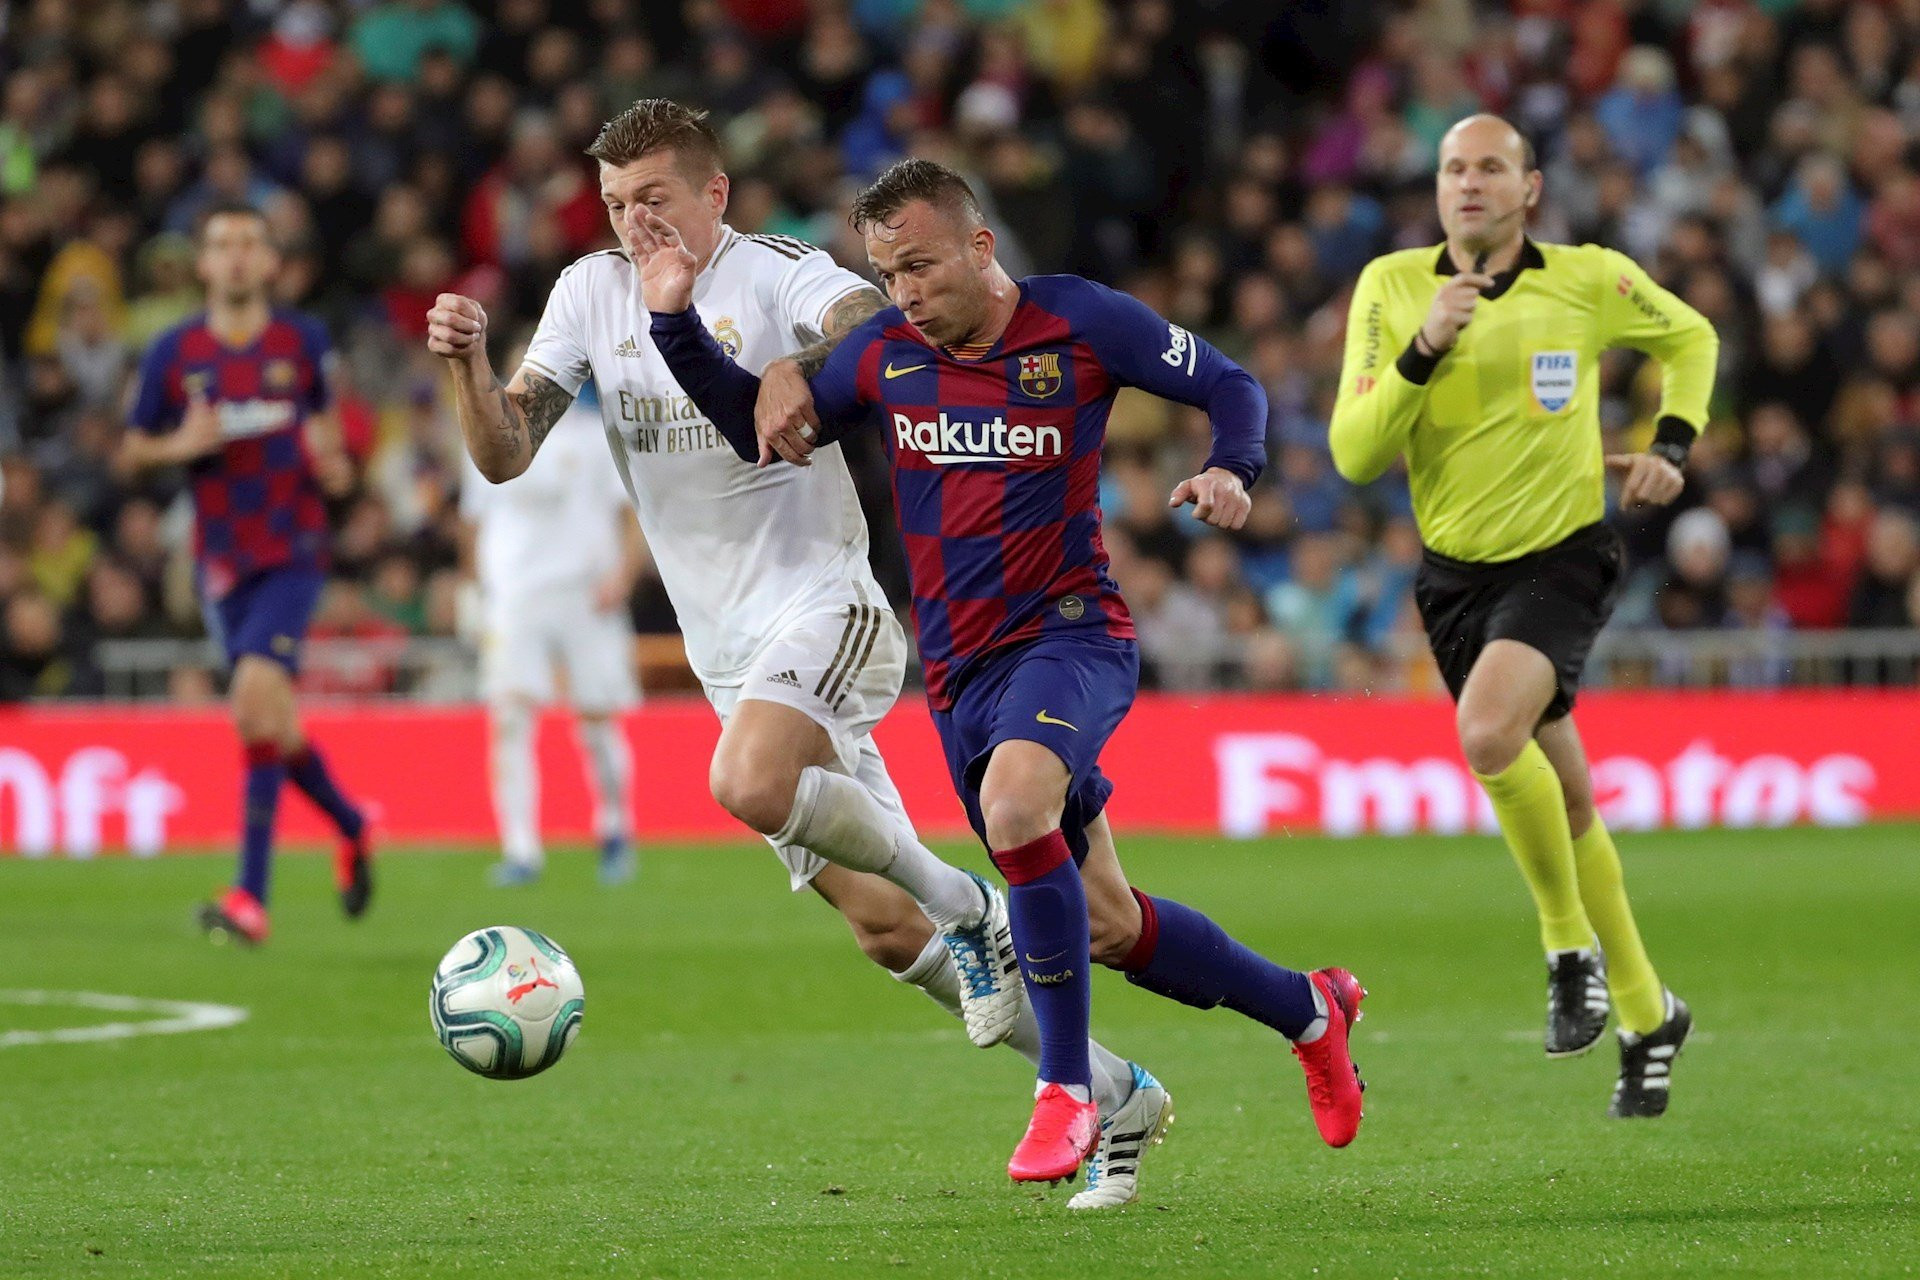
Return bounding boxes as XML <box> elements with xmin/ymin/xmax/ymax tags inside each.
<box><xmin>1329</xmin><ymin>241</ymin><xmax>1718</xmax><ymax>562</ymax></box>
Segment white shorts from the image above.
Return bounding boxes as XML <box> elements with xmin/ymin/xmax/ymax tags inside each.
<box><xmin>481</xmin><ymin>583</ymin><xmax>639</xmax><ymax>713</ymax></box>
<box><xmin>704</xmin><ymin>590</ymin><xmax>912</xmax><ymax>890</ymax></box>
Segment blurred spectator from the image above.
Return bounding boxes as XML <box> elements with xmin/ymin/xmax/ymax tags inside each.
<box><xmin>1850</xmin><ymin>511</ymin><xmax>1920</xmax><ymax>629</ymax></box>
<box><xmin>0</xmin><ymin>588</ymin><xmax>91</xmax><ymax>699</ymax></box>
<box><xmin>1773</xmin><ymin>153</ymin><xmax>1866</xmax><ymax>278</ymax></box>
<box><xmin>350</xmin><ymin>0</ymin><xmax>481</xmax><ymax>85</ymax></box>
<box><xmin>27</xmin><ymin>498</ymin><xmax>98</xmax><ymax>609</ymax></box>
<box><xmin>53</xmin><ymin>282</ymin><xmax>128</xmax><ymax>411</ymax></box>
<box><xmin>1769</xmin><ymin>506</ymin><xmax>1850</xmax><ymax>630</ymax></box>
<box><xmin>1624</xmin><ymin>507</ymin><xmax>1731</xmax><ymax>633</ymax></box>
<box><xmin>300</xmin><ymin>579</ymin><xmax>408</xmax><ymax>697</ymax></box>
<box><xmin>1595</xmin><ymin>47</ymin><xmax>1684</xmax><ymax>177</ymax></box>
<box><xmin>1264</xmin><ymin>534</ymin><xmax>1347</xmax><ymax>688</ymax></box>
<box><xmin>124</xmin><ymin>234</ymin><xmax>201</xmax><ymax>349</ymax></box>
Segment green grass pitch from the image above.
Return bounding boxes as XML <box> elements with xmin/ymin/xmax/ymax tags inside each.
<box><xmin>4</xmin><ymin>825</ymin><xmax>1916</xmax><ymax>1278</ymax></box>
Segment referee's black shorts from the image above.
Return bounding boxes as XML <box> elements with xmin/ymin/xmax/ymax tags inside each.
<box><xmin>1412</xmin><ymin>521</ymin><xmax>1625</xmax><ymax>723</ymax></box>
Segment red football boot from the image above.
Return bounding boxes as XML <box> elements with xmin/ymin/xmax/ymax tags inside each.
<box><xmin>1291</xmin><ymin>967</ymin><xmax>1367</xmax><ymax>1148</ymax></box>
<box><xmin>199</xmin><ymin>887</ymin><xmax>269</xmax><ymax>946</ymax></box>
<box><xmin>1007</xmin><ymin>1083</ymin><xmax>1100</xmax><ymax>1183</ymax></box>
<box><xmin>335</xmin><ymin>819</ymin><xmax>375</xmax><ymax>920</ymax></box>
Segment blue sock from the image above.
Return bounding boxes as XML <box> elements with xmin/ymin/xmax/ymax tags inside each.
<box><xmin>1121</xmin><ymin>891</ymin><xmax>1319</xmax><ymax>1039</ymax></box>
<box><xmin>285</xmin><ymin>742</ymin><xmax>363</xmax><ymax>839</ymax></box>
<box><xmin>238</xmin><ymin>743</ymin><xmax>285</xmax><ymax>904</ymax></box>
<box><xmin>990</xmin><ymin>830</ymin><xmax>1092</xmax><ymax>1089</ymax></box>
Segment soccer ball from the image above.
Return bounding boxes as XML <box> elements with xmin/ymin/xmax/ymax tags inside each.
<box><xmin>430</xmin><ymin>926</ymin><xmax>585</xmax><ymax>1080</ymax></box>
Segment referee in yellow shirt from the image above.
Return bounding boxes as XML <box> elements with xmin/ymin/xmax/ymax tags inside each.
<box><xmin>1331</xmin><ymin>115</ymin><xmax>1716</xmax><ymax>1118</ymax></box>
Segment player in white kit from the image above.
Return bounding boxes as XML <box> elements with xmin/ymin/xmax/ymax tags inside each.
<box><xmin>459</xmin><ymin>381</ymin><xmax>643</xmax><ymax>887</ymax></box>
<box><xmin>428</xmin><ymin>101</ymin><xmax>1168</xmax><ymax>1206</ymax></box>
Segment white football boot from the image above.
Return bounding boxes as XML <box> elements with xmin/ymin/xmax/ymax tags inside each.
<box><xmin>1068</xmin><ymin>1063</ymin><xmax>1174</xmax><ymax>1210</ymax></box>
<box><xmin>941</xmin><ymin>872</ymin><xmax>1022</xmax><ymax>1047</ymax></box>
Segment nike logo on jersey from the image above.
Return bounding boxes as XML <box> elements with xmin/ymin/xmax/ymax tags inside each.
<box><xmin>1035</xmin><ymin>710</ymin><xmax>1078</xmax><ymax>731</ymax></box>
<box><xmin>884</xmin><ymin>362</ymin><xmax>929</xmax><ymax>379</ymax></box>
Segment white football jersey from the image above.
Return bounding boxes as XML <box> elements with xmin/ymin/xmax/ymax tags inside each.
<box><xmin>460</xmin><ymin>384</ymin><xmax>630</xmax><ymax>599</ymax></box>
<box><xmin>520</xmin><ymin>226</ymin><xmax>877</xmax><ymax>685</ymax></box>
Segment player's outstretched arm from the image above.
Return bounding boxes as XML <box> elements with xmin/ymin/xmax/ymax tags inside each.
<box><xmin>649</xmin><ymin>307</ymin><xmax>773</xmax><ymax>466</ymax></box>
<box><xmin>1075</xmin><ymin>279</ymin><xmax>1266</xmax><ymax>527</ymax></box>
<box><xmin>428</xmin><ymin>293</ymin><xmax>572</xmax><ymax>483</ymax></box>
<box><xmin>757</xmin><ymin>287</ymin><xmax>887</xmax><ymax>467</ymax></box>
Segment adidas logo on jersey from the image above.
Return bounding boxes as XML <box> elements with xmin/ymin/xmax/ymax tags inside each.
<box><xmin>614</xmin><ymin>335</ymin><xmax>642</xmax><ymax>357</ymax></box>
<box><xmin>765</xmin><ymin>669</ymin><xmax>802</xmax><ymax>688</ymax></box>
<box><xmin>891</xmin><ymin>411</ymin><xmax>1063</xmax><ymax>466</ymax></box>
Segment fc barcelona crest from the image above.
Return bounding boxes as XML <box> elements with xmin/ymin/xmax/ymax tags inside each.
<box><xmin>1017</xmin><ymin>352</ymin><xmax>1063</xmax><ymax>399</ymax></box>
<box><xmin>264</xmin><ymin>359</ymin><xmax>298</xmax><ymax>390</ymax></box>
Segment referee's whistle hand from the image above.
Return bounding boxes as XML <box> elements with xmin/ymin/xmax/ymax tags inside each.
<box><xmin>1423</xmin><ymin>273</ymin><xmax>1496</xmax><ymax>351</ymax></box>
<box><xmin>1169</xmin><ymin>468</ymin><xmax>1250</xmax><ymax>530</ymax></box>
<box><xmin>1605</xmin><ymin>453</ymin><xmax>1685</xmax><ymax>508</ymax></box>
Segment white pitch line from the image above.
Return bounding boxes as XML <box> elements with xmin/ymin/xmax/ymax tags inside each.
<box><xmin>0</xmin><ymin>989</ymin><xmax>249</xmax><ymax>1048</ymax></box>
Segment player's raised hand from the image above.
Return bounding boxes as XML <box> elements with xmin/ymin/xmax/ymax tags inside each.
<box><xmin>1420</xmin><ymin>270</ymin><xmax>1496</xmax><ymax>353</ymax></box>
<box><xmin>1605</xmin><ymin>452</ymin><xmax>1685</xmax><ymax>508</ymax></box>
<box><xmin>754</xmin><ymin>358</ymin><xmax>819</xmax><ymax>468</ymax></box>
<box><xmin>1169</xmin><ymin>467</ymin><xmax>1251</xmax><ymax>531</ymax></box>
<box><xmin>175</xmin><ymin>388</ymin><xmax>225</xmax><ymax>459</ymax></box>
<box><xmin>630</xmin><ymin>210</ymin><xmax>697</xmax><ymax>315</ymax></box>
<box><xmin>427</xmin><ymin>293</ymin><xmax>488</xmax><ymax>361</ymax></box>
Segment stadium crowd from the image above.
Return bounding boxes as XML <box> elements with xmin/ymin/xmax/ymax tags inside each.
<box><xmin>1</xmin><ymin>0</ymin><xmax>1917</xmax><ymax>701</ymax></box>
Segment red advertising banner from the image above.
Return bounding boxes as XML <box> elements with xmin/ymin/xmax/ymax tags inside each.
<box><xmin>0</xmin><ymin>691</ymin><xmax>1915</xmax><ymax>857</ymax></box>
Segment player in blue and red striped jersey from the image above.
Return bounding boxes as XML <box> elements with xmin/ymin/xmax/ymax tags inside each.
<box><xmin>121</xmin><ymin>203</ymin><xmax>373</xmax><ymax>946</ymax></box>
<box><xmin>637</xmin><ymin>160</ymin><xmax>1367</xmax><ymax>1186</ymax></box>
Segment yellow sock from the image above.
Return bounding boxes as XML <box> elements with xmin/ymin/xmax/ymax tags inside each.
<box><xmin>1571</xmin><ymin>817</ymin><xmax>1665</xmax><ymax>1034</ymax></box>
<box><xmin>1475</xmin><ymin>741</ymin><xmax>1592</xmax><ymax>953</ymax></box>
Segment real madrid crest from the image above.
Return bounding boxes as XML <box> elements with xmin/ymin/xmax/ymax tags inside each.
<box><xmin>1017</xmin><ymin>351</ymin><xmax>1063</xmax><ymax>399</ymax></box>
<box><xmin>713</xmin><ymin>316</ymin><xmax>743</xmax><ymax>359</ymax></box>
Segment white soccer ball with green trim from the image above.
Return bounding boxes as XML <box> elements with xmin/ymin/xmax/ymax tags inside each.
<box><xmin>430</xmin><ymin>926</ymin><xmax>585</xmax><ymax>1079</ymax></box>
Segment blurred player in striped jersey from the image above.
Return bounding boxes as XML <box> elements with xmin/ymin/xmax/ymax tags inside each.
<box><xmin>642</xmin><ymin>159</ymin><xmax>1367</xmax><ymax>1190</ymax></box>
<box><xmin>121</xmin><ymin>203</ymin><xmax>373</xmax><ymax>945</ymax></box>
<box><xmin>429</xmin><ymin>102</ymin><xmax>1167</xmax><ymax>1205</ymax></box>
<box><xmin>459</xmin><ymin>379</ymin><xmax>644</xmax><ymax>888</ymax></box>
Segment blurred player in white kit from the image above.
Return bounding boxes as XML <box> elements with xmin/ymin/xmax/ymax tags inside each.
<box><xmin>459</xmin><ymin>380</ymin><xmax>644</xmax><ymax>887</ymax></box>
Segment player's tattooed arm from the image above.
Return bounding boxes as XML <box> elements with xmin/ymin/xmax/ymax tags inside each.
<box><xmin>754</xmin><ymin>287</ymin><xmax>886</xmax><ymax>467</ymax></box>
<box><xmin>449</xmin><ymin>362</ymin><xmax>574</xmax><ymax>483</ymax></box>
<box><xmin>790</xmin><ymin>287</ymin><xmax>887</xmax><ymax>377</ymax></box>
<box><xmin>494</xmin><ymin>369</ymin><xmax>571</xmax><ymax>460</ymax></box>
<box><xmin>430</xmin><ymin>290</ymin><xmax>575</xmax><ymax>482</ymax></box>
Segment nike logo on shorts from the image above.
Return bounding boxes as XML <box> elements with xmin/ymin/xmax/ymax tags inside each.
<box><xmin>1035</xmin><ymin>710</ymin><xmax>1078</xmax><ymax>731</ymax></box>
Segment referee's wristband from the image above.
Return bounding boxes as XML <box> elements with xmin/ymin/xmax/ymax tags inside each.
<box><xmin>1648</xmin><ymin>415</ymin><xmax>1697</xmax><ymax>469</ymax></box>
<box><xmin>1396</xmin><ymin>332</ymin><xmax>1443</xmax><ymax>386</ymax></box>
